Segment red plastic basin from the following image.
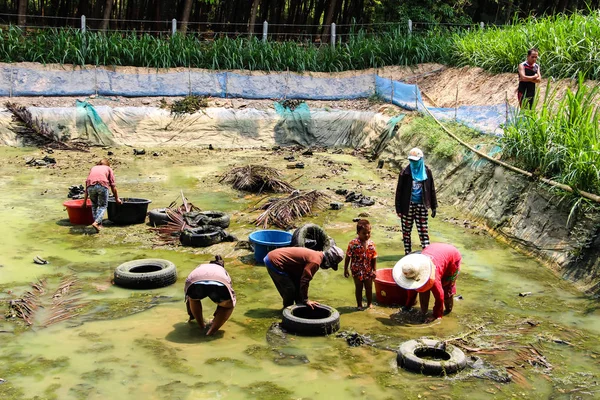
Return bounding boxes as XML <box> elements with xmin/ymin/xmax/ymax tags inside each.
<box><xmin>375</xmin><ymin>268</ymin><xmax>408</xmax><ymax>306</ymax></box>
<box><xmin>63</xmin><ymin>199</ymin><xmax>94</xmax><ymax>225</ymax></box>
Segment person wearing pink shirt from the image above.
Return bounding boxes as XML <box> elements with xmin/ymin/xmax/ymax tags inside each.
<box><xmin>393</xmin><ymin>243</ymin><xmax>461</xmax><ymax>323</ymax></box>
<box><xmin>82</xmin><ymin>159</ymin><xmax>122</xmax><ymax>232</ymax></box>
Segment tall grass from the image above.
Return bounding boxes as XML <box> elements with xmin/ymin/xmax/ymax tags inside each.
<box><xmin>0</xmin><ymin>11</ymin><xmax>598</xmax><ymax>78</ymax></box>
<box><xmin>502</xmin><ymin>75</ymin><xmax>600</xmax><ymax>195</ymax></box>
<box><xmin>452</xmin><ymin>10</ymin><xmax>600</xmax><ymax>80</ymax></box>
<box><xmin>0</xmin><ymin>26</ymin><xmax>451</xmax><ymax>71</ymax></box>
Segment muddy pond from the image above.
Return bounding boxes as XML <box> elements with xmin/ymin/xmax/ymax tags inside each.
<box><xmin>0</xmin><ymin>146</ymin><xmax>599</xmax><ymax>400</ymax></box>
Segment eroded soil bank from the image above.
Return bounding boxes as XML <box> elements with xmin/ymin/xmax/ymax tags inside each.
<box><xmin>0</xmin><ymin>145</ymin><xmax>599</xmax><ymax>400</ymax></box>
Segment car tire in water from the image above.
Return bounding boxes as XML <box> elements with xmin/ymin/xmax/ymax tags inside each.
<box><xmin>397</xmin><ymin>339</ymin><xmax>467</xmax><ymax>375</ymax></box>
<box><xmin>281</xmin><ymin>304</ymin><xmax>340</xmax><ymax>336</ymax></box>
<box><xmin>148</xmin><ymin>208</ymin><xmax>171</xmax><ymax>226</ymax></box>
<box><xmin>114</xmin><ymin>259</ymin><xmax>177</xmax><ymax>290</ymax></box>
<box><xmin>197</xmin><ymin>211</ymin><xmax>231</xmax><ymax>228</ymax></box>
<box><xmin>291</xmin><ymin>223</ymin><xmax>333</xmax><ymax>252</ymax></box>
<box><xmin>180</xmin><ymin>226</ymin><xmax>226</xmax><ymax>247</ymax></box>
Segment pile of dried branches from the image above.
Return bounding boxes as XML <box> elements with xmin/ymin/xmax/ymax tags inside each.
<box><xmin>220</xmin><ymin>165</ymin><xmax>294</xmax><ymax>193</ymax></box>
<box><xmin>151</xmin><ymin>192</ymin><xmax>202</xmax><ymax>246</ymax></box>
<box><xmin>4</xmin><ymin>276</ymin><xmax>86</xmax><ymax>327</ymax></box>
<box><xmin>6</xmin><ymin>102</ymin><xmax>89</xmax><ymax>151</ymax></box>
<box><xmin>44</xmin><ymin>275</ymin><xmax>87</xmax><ymax>327</ymax></box>
<box><xmin>255</xmin><ymin>190</ymin><xmax>329</xmax><ymax>229</ymax></box>
<box><xmin>5</xmin><ymin>280</ymin><xmax>45</xmax><ymax>325</ymax></box>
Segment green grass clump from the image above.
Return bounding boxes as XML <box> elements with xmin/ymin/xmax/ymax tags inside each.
<box><xmin>452</xmin><ymin>10</ymin><xmax>600</xmax><ymax>80</ymax></box>
<box><xmin>502</xmin><ymin>76</ymin><xmax>600</xmax><ymax>195</ymax></box>
<box><xmin>243</xmin><ymin>381</ymin><xmax>293</xmax><ymax>400</ymax></box>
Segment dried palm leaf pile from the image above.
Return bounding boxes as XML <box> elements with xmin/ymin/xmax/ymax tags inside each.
<box><xmin>219</xmin><ymin>165</ymin><xmax>294</xmax><ymax>193</ymax></box>
<box><xmin>4</xmin><ymin>276</ymin><xmax>87</xmax><ymax>328</ymax></box>
<box><xmin>151</xmin><ymin>192</ymin><xmax>202</xmax><ymax>246</ymax></box>
<box><xmin>6</xmin><ymin>102</ymin><xmax>89</xmax><ymax>151</ymax></box>
<box><xmin>255</xmin><ymin>190</ymin><xmax>329</xmax><ymax>229</ymax></box>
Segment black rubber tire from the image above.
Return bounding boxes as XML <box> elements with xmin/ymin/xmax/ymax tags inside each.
<box><xmin>397</xmin><ymin>339</ymin><xmax>467</xmax><ymax>375</ymax></box>
<box><xmin>281</xmin><ymin>304</ymin><xmax>340</xmax><ymax>336</ymax></box>
<box><xmin>291</xmin><ymin>223</ymin><xmax>332</xmax><ymax>252</ymax></box>
<box><xmin>198</xmin><ymin>211</ymin><xmax>231</xmax><ymax>228</ymax></box>
<box><xmin>114</xmin><ymin>259</ymin><xmax>177</xmax><ymax>290</ymax></box>
<box><xmin>180</xmin><ymin>226</ymin><xmax>226</xmax><ymax>247</ymax></box>
<box><xmin>148</xmin><ymin>208</ymin><xmax>170</xmax><ymax>226</ymax></box>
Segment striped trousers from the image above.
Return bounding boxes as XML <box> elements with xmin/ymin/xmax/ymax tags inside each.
<box><xmin>401</xmin><ymin>202</ymin><xmax>430</xmax><ymax>255</ymax></box>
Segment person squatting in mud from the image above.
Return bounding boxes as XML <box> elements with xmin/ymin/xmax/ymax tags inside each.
<box><xmin>264</xmin><ymin>246</ymin><xmax>344</xmax><ymax>309</ymax></box>
<box><xmin>184</xmin><ymin>255</ymin><xmax>236</xmax><ymax>336</ymax></box>
<box><xmin>394</xmin><ymin>243</ymin><xmax>461</xmax><ymax>323</ymax></box>
<box><xmin>344</xmin><ymin>219</ymin><xmax>378</xmax><ymax>310</ymax></box>
<box><xmin>82</xmin><ymin>158</ymin><xmax>122</xmax><ymax>232</ymax></box>
<box><xmin>395</xmin><ymin>147</ymin><xmax>438</xmax><ymax>255</ymax></box>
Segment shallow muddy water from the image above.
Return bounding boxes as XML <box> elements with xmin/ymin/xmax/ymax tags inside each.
<box><xmin>0</xmin><ymin>146</ymin><xmax>599</xmax><ymax>400</ymax></box>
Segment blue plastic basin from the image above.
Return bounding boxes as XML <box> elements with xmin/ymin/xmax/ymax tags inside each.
<box><xmin>248</xmin><ymin>230</ymin><xmax>293</xmax><ymax>264</ymax></box>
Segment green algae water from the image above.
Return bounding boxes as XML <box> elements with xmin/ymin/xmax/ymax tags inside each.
<box><xmin>0</xmin><ymin>146</ymin><xmax>599</xmax><ymax>400</ymax></box>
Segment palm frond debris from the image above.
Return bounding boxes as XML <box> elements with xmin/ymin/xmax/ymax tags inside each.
<box><xmin>255</xmin><ymin>190</ymin><xmax>329</xmax><ymax>229</ymax></box>
<box><xmin>219</xmin><ymin>165</ymin><xmax>294</xmax><ymax>193</ymax></box>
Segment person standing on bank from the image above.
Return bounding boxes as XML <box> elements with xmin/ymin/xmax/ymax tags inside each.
<box><xmin>393</xmin><ymin>243</ymin><xmax>461</xmax><ymax>323</ymax></box>
<box><xmin>395</xmin><ymin>147</ymin><xmax>437</xmax><ymax>255</ymax></box>
<box><xmin>517</xmin><ymin>48</ymin><xmax>541</xmax><ymax>109</ymax></box>
<box><xmin>82</xmin><ymin>159</ymin><xmax>122</xmax><ymax>232</ymax></box>
<box><xmin>184</xmin><ymin>255</ymin><xmax>236</xmax><ymax>336</ymax></box>
<box><xmin>264</xmin><ymin>246</ymin><xmax>344</xmax><ymax>309</ymax></box>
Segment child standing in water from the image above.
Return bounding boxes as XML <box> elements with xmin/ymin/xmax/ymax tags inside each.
<box><xmin>344</xmin><ymin>219</ymin><xmax>378</xmax><ymax>310</ymax></box>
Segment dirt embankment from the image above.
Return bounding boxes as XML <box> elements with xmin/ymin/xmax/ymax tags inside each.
<box><xmin>383</xmin><ymin>134</ymin><xmax>600</xmax><ymax>297</ymax></box>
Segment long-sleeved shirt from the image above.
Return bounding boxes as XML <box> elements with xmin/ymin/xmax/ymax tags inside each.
<box><xmin>267</xmin><ymin>247</ymin><xmax>323</xmax><ymax>303</ymax></box>
<box><xmin>406</xmin><ymin>243</ymin><xmax>461</xmax><ymax>318</ymax></box>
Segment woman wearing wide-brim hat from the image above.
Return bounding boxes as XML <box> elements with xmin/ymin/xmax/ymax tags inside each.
<box><xmin>393</xmin><ymin>243</ymin><xmax>461</xmax><ymax>323</ymax></box>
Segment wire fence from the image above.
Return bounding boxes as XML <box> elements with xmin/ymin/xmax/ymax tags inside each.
<box><xmin>0</xmin><ymin>12</ymin><xmax>496</xmax><ymax>43</ymax></box>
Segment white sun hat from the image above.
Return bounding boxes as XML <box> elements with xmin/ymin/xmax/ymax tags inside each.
<box><xmin>392</xmin><ymin>253</ymin><xmax>434</xmax><ymax>290</ymax></box>
<box><xmin>407</xmin><ymin>147</ymin><xmax>424</xmax><ymax>161</ymax></box>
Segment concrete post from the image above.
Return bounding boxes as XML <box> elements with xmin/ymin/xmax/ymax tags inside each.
<box><xmin>331</xmin><ymin>23</ymin><xmax>336</xmax><ymax>47</ymax></box>
<box><xmin>263</xmin><ymin>21</ymin><xmax>268</xmax><ymax>42</ymax></box>
<box><xmin>408</xmin><ymin>19</ymin><xmax>412</xmax><ymax>35</ymax></box>
<box><xmin>81</xmin><ymin>15</ymin><xmax>86</xmax><ymax>33</ymax></box>
<box><xmin>480</xmin><ymin>21</ymin><xmax>485</xmax><ymax>29</ymax></box>
<box><xmin>172</xmin><ymin>19</ymin><xmax>177</xmax><ymax>36</ymax></box>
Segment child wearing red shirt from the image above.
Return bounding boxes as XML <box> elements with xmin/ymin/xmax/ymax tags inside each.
<box><xmin>344</xmin><ymin>219</ymin><xmax>378</xmax><ymax>310</ymax></box>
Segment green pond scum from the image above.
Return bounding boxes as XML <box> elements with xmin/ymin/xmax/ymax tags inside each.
<box><xmin>0</xmin><ymin>144</ymin><xmax>599</xmax><ymax>399</ymax></box>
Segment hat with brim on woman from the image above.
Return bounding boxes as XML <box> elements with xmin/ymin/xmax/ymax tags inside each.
<box><xmin>392</xmin><ymin>253</ymin><xmax>434</xmax><ymax>290</ymax></box>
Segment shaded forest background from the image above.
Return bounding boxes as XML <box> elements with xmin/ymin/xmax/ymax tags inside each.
<box><xmin>0</xmin><ymin>0</ymin><xmax>595</xmax><ymax>36</ymax></box>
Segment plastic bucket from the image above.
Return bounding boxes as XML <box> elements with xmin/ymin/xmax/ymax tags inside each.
<box><xmin>107</xmin><ymin>197</ymin><xmax>152</xmax><ymax>225</ymax></box>
<box><xmin>375</xmin><ymin>268</ymin><xmax>408</xmax><ymax>306</ymax></box>
<box><xmin>248</xmin><ymin>230</ymin><xmax>293</xmax><ymax>263</ymax></box>
<box><xmin>63</xmin><ymin>199</ymin><xmax>94</xmax><ymax>225</ymax></box>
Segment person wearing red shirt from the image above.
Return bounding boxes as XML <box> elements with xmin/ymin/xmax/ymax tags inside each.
<box><xmin>82</xmin><ymin>159</ymin><xmax>122</xmax><ymax>232</ymax></box>
<box><xmin>393</xmin><ymin>243</ymin><xmax>461</xmax><ymax>323</ymax></box>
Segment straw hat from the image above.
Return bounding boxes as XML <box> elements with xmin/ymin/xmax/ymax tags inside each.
<box><xmin>407</xmin><ymin>147</ymin><xmax>424</xmax><ymax>161</ymax></box>
<box><xmin>392</xmin><ymin>253</ymin><xmax>434</xmax><ymax>290</ymax></box>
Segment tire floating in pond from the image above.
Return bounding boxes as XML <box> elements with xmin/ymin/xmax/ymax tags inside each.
<box><xmin>281</xmin><ymin>304</ymin><xmax>340</xmax><ymax>336</ymax></box>
<box><xmin>180</xmin><ymin>226</ymin><xmax>236</xmax><ymax>247</ymax></box>
<box><xmin>114</xmin><ymin>259</ymin><xmax>177</xmax><ymax>290</ymax></box>
<box><xmin>148</xmin><ymin>208</ymin><xmax>170</xmax><ymax>226</ymax></box>
<box><xmin>397</xmin><ymin>339</ymin><xmax>467</xmax><ymax>375</ymax></box>
<box><xmin>291</xmin><ymin>223</ymin><xmax>333</xmax><ymax>252</ymax></box>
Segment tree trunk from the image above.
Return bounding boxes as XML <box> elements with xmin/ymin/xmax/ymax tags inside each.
<box><xmin>180</xmin><ymin>0</ymin><xmax>193</xmax><ymax>34</ymax></box>
<box><xmin>248</xmin><ymin>0</ymin><xmax>261</xmax><ymax>36</ymax></box>
<box><xmin>99</xmin><ymin>0</ymin><xmax>115</xmax><ymax>32</ymax></box>
<box><xmin>17</xmin><ymin>0</ymin><xmax>27</xmax><ymax>25</ymax></box>
<box><xmin>321</xmin><ymin>0</ymin><xmax>339</xmax><ymax>42</ymax></box>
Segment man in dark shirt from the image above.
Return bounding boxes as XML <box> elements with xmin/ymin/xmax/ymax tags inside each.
<box><xmin>517</xmin><ymin>48</ymin><xmax>541</xmax><ymax>109</ymax></box>
<box><xmin>264</xmin><ymin>246</ymin><xmax>344</xmax><ymax>309</ymax></box>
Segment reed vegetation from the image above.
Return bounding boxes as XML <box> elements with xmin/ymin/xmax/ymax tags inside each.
<box><xmin>502</xmin><ymin>76</ymin><xmax>600</xmax><ymax>195</ymax></box>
